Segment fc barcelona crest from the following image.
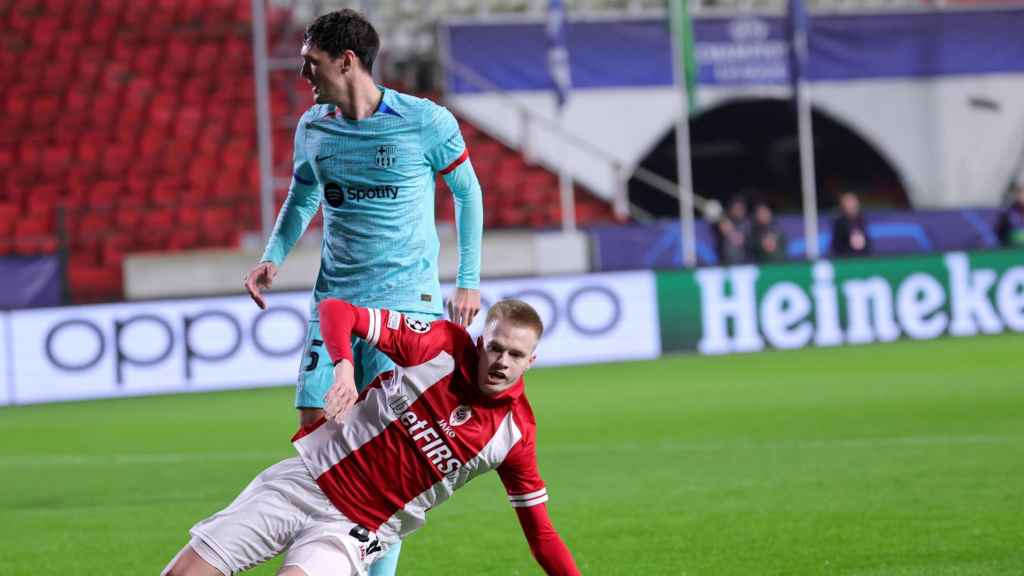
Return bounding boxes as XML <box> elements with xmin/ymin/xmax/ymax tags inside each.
<box><xmin>375</xmin><ymin>144</ymin><xmax>398</xmax><ymax>168</ymax></box>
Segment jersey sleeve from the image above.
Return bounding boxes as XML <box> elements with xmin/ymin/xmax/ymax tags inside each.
<box><xmin>422</xmin><ymin>103</ymin><xmax>468</xmax><ymax>174</ymax></box>
<box><xmin>260</xmin><ymin>111</ymin><xmax>322</xmax><ymax>266</ymax></box>
<box><xmin>319</xmin><ymin>298</ymin><xmax>460</xmax><ymax>367</ymax></box>
<box><xmin>443</xmin><ymin>159</ymin><xmax>482</xmax><ymax>289</ymax></box>
<box><xmin>497</xmin><ymin>404</ymin><xmax>548</xmax><ymax>509</ymax></box>
<box><xmin>513</xmin><ymin>505</ymin><xmax>581</xmax><ymax>576</ymax></box>
<box><xmin>499</xmin><ymin>402</ymin><xmax>580</xmax><ymax>575</ymax></box>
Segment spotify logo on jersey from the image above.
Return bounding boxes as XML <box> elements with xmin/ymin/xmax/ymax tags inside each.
<box><xmin>324</xmin><ymin>182</ymin><xmax>345</xmax><ymax>207</ymax></box>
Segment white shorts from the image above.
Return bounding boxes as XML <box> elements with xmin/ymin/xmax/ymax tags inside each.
<box><xmin>188</xmin><ymin>457</ymin><xmax>385</xmax><ymax>576</ymax></box>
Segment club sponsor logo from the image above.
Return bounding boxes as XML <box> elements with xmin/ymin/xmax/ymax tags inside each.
<box><xmin>324</xmin><ymin>183</ymin><xmax>399</xmax><ymax>207</ymax></box>
<box><xmin>324</xmin><ymin>182</ymin><xmax>345</xmax><ymax>207</ymax></box>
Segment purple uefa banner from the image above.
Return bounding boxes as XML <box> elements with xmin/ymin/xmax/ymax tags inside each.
<box><xmin>445</xmin><ymin>9</ymin><xmax>1024</xmax><ymax>94</ymax></box>
<box><xmin>1</xmin><ymin>255</ymin><xmax>62</xmax><ymax>309</ymax></box>
<box><xmin>590</xmin><ymin>208</ymin><xmax>1003</xmax><ymax>271</ymax></box>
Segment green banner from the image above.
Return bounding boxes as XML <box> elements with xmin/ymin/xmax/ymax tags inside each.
<box><xmin>656</xmin><ymin>249</ymin><xmax>1024</xmax><ymax>354</ymax></box>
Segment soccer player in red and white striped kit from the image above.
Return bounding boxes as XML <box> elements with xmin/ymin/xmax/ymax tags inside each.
<box><xmin>162</xmin><ymin>298</ymin><xmax>580</xmax><ymax>576</ymax></box>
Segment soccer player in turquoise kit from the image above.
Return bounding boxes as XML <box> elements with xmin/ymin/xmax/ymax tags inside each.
<box><xmin>243</xmin><ymin>10</ymin><xmax>482</xmax><ymax>576</ymax></box>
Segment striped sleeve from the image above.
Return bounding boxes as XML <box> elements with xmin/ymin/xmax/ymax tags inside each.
<box><xmin>497</xmin><ymin>404</ymin><xmax>547</xmax><ymax>509</ymax></box>
<box><xmin>508</xmin><ymin>487</ymin><xmax>549</xmax><ymax>509</ymax></box>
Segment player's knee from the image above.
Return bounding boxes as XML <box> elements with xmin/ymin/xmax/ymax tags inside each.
<box><xmin>161</xmin><ymin>546</ymin><xmax>222</xmax><ymax>576</ymax></box>
<box><xmin>299</xmin><ymin>407</ymin><xmax>325</xmax><ymax>428</ymax></box>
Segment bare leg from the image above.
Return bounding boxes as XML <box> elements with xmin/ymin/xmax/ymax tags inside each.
<box><xmin>161</xmin><ymin>545</ymin><xmax>225</xmax><ymax>576</ymax></box>
<box><xmin>277</xmin><ymin>567</ymin><xmax>310</xmax><ymax>576</ymax></box>
<box><xmin>299</xmin><ymin>407</ymin><xmax>324</xmax><ymax>428</ymax></box>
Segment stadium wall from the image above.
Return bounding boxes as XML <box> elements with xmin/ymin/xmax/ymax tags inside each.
<box><xmin>122</xmin><ymin>229</ymin><xmax>589</xmax><ymax>300</ymax></box>
<box><xmin>443</xmin><ymin>9</ymin><xmax>1024</xmax><ymax>208</ymax></box>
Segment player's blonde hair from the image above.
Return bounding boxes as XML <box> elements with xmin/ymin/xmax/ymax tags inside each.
<box><xmin>485</xmin><ymin>299</ymin><xmax>544</xmax><ymax>340</ymax></box>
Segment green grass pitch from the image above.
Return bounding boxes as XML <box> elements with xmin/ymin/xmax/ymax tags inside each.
<box><xmin>2</xmin><ymin>333</ymin><xmax>1023</xmax><ymax>575</ymax></box>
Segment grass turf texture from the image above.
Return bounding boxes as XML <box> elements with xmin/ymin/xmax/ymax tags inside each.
<box><xmin>2</xmin><ymin>333</ymin><xmax>1023</xmax><ymax>575</ymax></box>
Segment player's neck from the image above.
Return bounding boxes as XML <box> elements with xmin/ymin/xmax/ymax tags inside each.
<box><xmin>335</xmin><ymin>76</ymin><xmax>382</xmax><ymax>121</ymax></box>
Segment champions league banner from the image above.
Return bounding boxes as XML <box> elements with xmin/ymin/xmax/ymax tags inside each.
<box><xmin>444</xmin><ymin>9</ymin><xmax>1024</xmax><ymax>94</ymax></box>
<box><xmin>656</xmin><ymin>249</ymin><xmax>1024</xmax><ymax>355</ymax></box>
<box><xmin>0</xmin><ymin>271</ymin><xmax>660</xmax><ymax>406</ymax></box>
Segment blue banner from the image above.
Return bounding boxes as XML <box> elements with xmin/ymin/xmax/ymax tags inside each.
<box><xmin>589</xmin><ymin>209</ymin><xmax>1002</xmax><ymax>270</ymax></box>
<box><xmin>0</xmin><ymin>255</ymin><xmax>62</xmax><ymax>309</ymax></box>
<box><xmin>445</xmin><ymin>9</ymin><xmax>1024</xmax><ymax>93</ymax></box>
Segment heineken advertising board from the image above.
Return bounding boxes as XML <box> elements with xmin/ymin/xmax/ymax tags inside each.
<box><xmin>657</xmin><ymin>250</ymin><xmax>1024</xmax><ymax>354</ymax></box>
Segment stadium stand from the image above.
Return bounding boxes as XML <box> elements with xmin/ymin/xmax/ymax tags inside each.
<box><xmin>0</xmin><ymin>0</ymin><xmax>614</xmax><ymax>303</ymax></box>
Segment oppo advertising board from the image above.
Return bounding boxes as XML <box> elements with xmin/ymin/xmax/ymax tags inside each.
<box><xmin>657</xmin><ymin>249</ymin><xmax>1024</xmax><ymax>354</ymax></box>
<box><xmin>0</xmin><ymin>271</ymin><xmax>660</xmax><ymax>405</ymax></box>
<box><xmin>0</xmin><ymin>315</ymin><xmax>11</xmax><ymax>406</ymax></box>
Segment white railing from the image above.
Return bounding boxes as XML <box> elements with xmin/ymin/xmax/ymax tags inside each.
<box><xmin>442</xmin><ymin>55</ymin><xmax>714</xmax><ymax>224</ymax></box>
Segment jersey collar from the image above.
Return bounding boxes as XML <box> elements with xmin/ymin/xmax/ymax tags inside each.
<box><xmin>321</xmin><ymin>86</ymin><xmax>401</xmax><ymax>121</ymax></box>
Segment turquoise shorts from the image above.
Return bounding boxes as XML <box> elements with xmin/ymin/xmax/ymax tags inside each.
<box><xmin>295</xmin><ymin>312</ymin><xmax>440</xmax><ymax>409</ymax></box>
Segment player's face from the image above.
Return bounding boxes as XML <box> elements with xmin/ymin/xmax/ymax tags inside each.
<box><xmin>300</xmin><ymin>44</ymin><xmax>344</xmax><ymax>105</ymax></box>
<box><xmin>840</xmin><ymin>193</ymin><xmax>860</xmax><ymax>216</ymax></box>
<box><xmin>477</xmin><ymin>321</ymin><xmax>537</xmax><ymax>396</ymax></box>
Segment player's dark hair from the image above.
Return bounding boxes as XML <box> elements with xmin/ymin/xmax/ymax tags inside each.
<box><xmin>304</xmin><ymin>9</ymin><xmax>379</xmax><ymax>73</ymax></box>
<box><xmin>486</xmin><ymin>300</ymin><xmax>544</xmax><ymax>340</ymax></box>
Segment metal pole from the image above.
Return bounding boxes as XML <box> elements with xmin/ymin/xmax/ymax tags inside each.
<box><xmin>612</xmin><ymin>162</ymin><xmax>629</xmax><ymax>221</ymax></box>
<box><xmin>251</xmin><ymin>0</ymin><xmax>275</xmax><ymax>241</ymax></box>
<box><xmin>558</xmin><ymin>113</ymin><xmax>576</xmax><ymax>232</ymax></box>
<box><xmin>797</xmin><ymin>79</ymin><xmax>819</xmax><ymax>260</ymax></box>
<box><xmin>669</xmin><ymin>0</ymin><xmax>697</xmax><ymax>268</ymax></box>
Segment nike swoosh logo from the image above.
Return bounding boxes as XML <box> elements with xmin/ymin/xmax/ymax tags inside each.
<box><xmin>316</xmin><ymin>153</ymin><xmax>337</xmax><ymax>162</ymax></box>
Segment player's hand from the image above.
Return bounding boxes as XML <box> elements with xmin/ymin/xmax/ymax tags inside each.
<box><xmin>324</xmin><ymin>359</ymin><xmax>357</xmax><ymax>423</ymax></box>
<box><xmin>448</xmin><ymin>287</ymin><xmax>481</xmax><ymax>327</ymax></box>
<box><xmin>244</xmin><ymin>261</ymin><xmax>278</xmax><ymax>310</ymax></box>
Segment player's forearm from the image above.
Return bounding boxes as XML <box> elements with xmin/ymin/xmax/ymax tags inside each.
<box><xmin>444</xmin><ymin>160</ymin><xmax>483</xmax><ymax>289</ymax></box>
<box><xmin>260</xmin><ymin>180</ymin><xmax>320</xmax><ymax>266</ymax></box>
<box><xmin>515</xmin><ymin>504</ymin><xmax>581</xmax><ymax>576</ymax></box>
<box><xmin>318</xmin><ymin>299</ymin><xmax>370</xmax><ymax>364</ymax></box>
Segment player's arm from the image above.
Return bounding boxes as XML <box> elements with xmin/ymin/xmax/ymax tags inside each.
<box><xmin>424</xmin><ymin>105</ymin><xmax>483</xmax><ymax>327</ymax></box>
<box><xmin>513</xmin><ymin>504</ymin><xmax>580</xmax><ymax>576</ymax></box>
<box><xmin>497</xmin><ymin>408</ymin><xmax>581</xmax><ymax>576</ymax></box>
<box><xmin>318</xmin><ymin>298</ymin><xmax>458</xmax><ymax>420</ymax></box>
<box><xmin>244</xmin><ymin>112</ymin><xmax>322</xmax><ymax>308</ymax></box>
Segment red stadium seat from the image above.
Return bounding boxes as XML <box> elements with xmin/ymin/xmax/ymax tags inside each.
<box><xmin>168</xmin><ymin>229</ymin><xmax>200</xmax><ymax>251</ymax></box>
<box><xmin>0</xmin><ymin>203</ymin><xmax>19</xmax><ymax>236</ymax></box>
<box><xmin>101</xmin><ymin>146</ymin><xmax>133</xmax><ymax>179</ymax></box>
<box><xmin>89</xmin><ymin>181</ymin><xmax>121</xmax><ymax>209</ymax></box>
<box><xmin>68</xmin><ymin>263</ymin><xmax>122</xmax><ymax>302</ymax></box>
<box><xmin>74</xmin><ymin>211</ymin><xmax>112</xmax><ymax>241</ymax></box>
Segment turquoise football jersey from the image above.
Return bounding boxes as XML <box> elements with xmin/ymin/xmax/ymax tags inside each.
<box><xmin>261</xmin><ymin>87</ymin><xmax>482</xmax><ymax>319</ymax></box>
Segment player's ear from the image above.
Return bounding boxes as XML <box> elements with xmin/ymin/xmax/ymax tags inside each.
<box><xmin>340</xmin><ymin>49</ymin><xmax>358</xmax><ymax>73</ymax></box>
<box><xmin>476</xmin><ymin>335</ymin><xmax>484</xmax><ymax>351</ymax></box>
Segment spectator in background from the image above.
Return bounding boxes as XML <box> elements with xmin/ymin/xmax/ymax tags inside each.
<box><xmin>713</xmin><ymin>195</ymin><xmax>750</xmax><ymax>265</ymax></box>
<box><xmin>995</xmin><ymin>183</ymin><xmax>1024</xmax><ymax>248</ymax></box>
<box><xmin>830</xmin><ymin>191</ymin><xmax>872</xmax><ymax>257</ymax></box>
<box><xmin>747</xmin><ymin>201</ymin><xmax>786</xmax><ymax>262</ymax></box>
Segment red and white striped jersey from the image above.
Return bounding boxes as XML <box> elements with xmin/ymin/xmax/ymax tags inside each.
<box><xmin>291</xmin><ymin>302</ymin><xmax>548</xmax><ymax>542</ymax></box>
